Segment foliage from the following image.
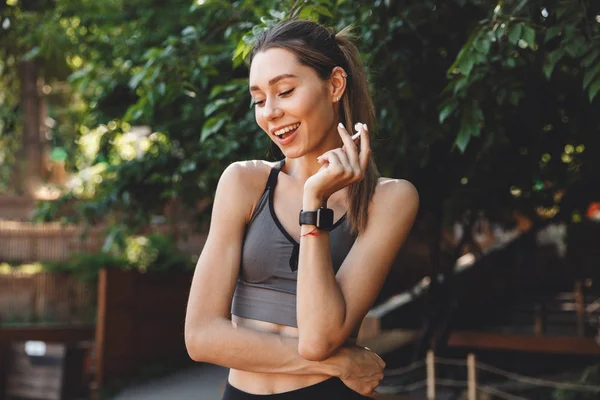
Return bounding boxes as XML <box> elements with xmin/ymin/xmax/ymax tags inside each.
<box><xmin>1</xmin><ymin>0</ymin><xmax>599</xmax><ymax>246</ymax></box>
<box><xmin>43</xmin><ymin>251</ymin><xmax>131</xmax><ymax>283</ymax></box>
<box><xmin>552</xmin><ymin>364</ymin><xmax>600</xmax><ymax>400</ymax></box>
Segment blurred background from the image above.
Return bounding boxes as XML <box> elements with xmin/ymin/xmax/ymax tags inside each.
<box><xmin>0</xmin><ymin>0</ymin><xmax>599</xmax><ymax>399</ymax></box>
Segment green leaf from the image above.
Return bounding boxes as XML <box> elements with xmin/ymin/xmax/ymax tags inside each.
<box><xmin>298</xmin><ymin>6</ymin><xmax>315</xmax><ymax>20</ymax></box>
<box><xmin>23</xmin><ymin>46</ymin><xmax>41</xmax><ymax>61</ymax></box>
<box><xmin>544</xmin><ymin>26</ymin><xmax>561</xmax><ymax>43</ymax></box>
<box><xmin>129</xmin><ymin>71</ymin><xmax>146</xmax><ymax>90</ymax></box>
<box><xmin>582</xmin><ymin>49</ymin><xmax>600</xmax><ymax>68</ymax></box>
<box><xmin>521</xmin><ymin>25</ymin><xmax>535</xmax><ymax>49</ymax></box>
<box><xmin>474</xmin><ymin>36</ymin><xmax>491</xmax><ymax>54</ymax></box>
<box><xmin>455</xmin><ymin>128</ymin><xmax>471</xmax><ymax>153</ymax></box>
<box><xmin>313</xmin><ymin>5</ymin><xmax>334</xmax><ymax>18</ymax></box>
<box><xmin>269</xmin><ymin>10</ymin><xmax>286</xmax><ymax>20</ymax></box>
<box><xmin>543</xmin><ymin>49</ymin><xmax>566</xmax><ymax>80</ymax></box>
<box><xmin>459</xmin><ymin>54</ymin><xmax>474</xmax><ymax>76</ymax></box>
<box><xmin>203</xmin><ymin>98</ymin><xmax>233</xmax><ymax>117</ymax></box>
<box><xmin>508</xmin><ymin>23</ymin><xmax>522</xmax><ymax>45</ymax></box>
<box><xmin>583</xmin><ymin>63</ymin><xmax>600</xmax><ymax>89</ymax></box>
<box><xmin>453</xmin><ymin>77</ymin><xmax>469</xmax><ymax>95</ymax></box>
<box><xmin>495</xmin><ymin>23</ymin><xmax>506</xmax><ymax>40</ymax></box>
<box><xmin>439</xmin><ymin>102</ymin><xmax>457</xmax><ymax>124</ymax></box>
<box><xmin>200</xmin><ymin>115</ymin><xmax>227</xmax><ymax>142</ymax></box>
<box><xmin>589</xmin><ymin>79</ymin><xmax>600</xmax><ymax>102</ymax></box>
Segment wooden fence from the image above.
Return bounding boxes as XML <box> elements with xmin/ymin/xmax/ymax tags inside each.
<box><xmin>0</xmin><ymin>272</ymin><xmax>96</xmax><ymax>325</ymax></box>
<box><xmin>0</xmin><ymin>268</ymin><xmax>196</xmax><ymax>397</ymax></box>
<box><xmin>0</xmin><ymin>220</ymin><xmax>208</xmax><ymax>263</ymax></box>
<box><xmin>0</xmin><ymin>196</ymin><xmax>36</xmax><ymax>222</ymax></box>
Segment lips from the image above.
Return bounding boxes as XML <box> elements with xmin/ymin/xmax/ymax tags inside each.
<box><xmin>273</xmin><ymin>123</ymin><xmax>300</xmax><ymax>137</ymax></box>
<box><xmin>272</xmin><ymin>123</ymin><xmax>300</xmax><ymax>146</ymax></box>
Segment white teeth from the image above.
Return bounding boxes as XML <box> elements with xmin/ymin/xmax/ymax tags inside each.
<box><xmin>275</xmin><ymin>123</ymin><xmax>300</xmax><ymax>137</ymax></box>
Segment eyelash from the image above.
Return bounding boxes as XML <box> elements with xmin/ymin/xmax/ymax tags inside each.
<box><xmin>253</xmin><ymin>88</ymin><xmax>295</xmax><ymax>107</ymax></box>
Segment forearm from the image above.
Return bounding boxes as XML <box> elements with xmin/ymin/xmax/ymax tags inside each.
<box><xmin>296</xmin><ymin>198</ymin><xmax>347</xmax><ymax>358</ymax></box>
<box><xmin>186</xmin><ymin>317</ymin><xmax>342</xmax><ymax>376</ymax></box>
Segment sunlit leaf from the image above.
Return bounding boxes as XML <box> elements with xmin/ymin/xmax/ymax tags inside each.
<box><xmin>439</xmin><ymin>102</ymin><xmax>458</xmax><ymax>124</ymax></box>
<box><xmin>521</xmin><ymin>25</ymin><xmax>535</xmax><ymax>49</ymax></box>
<box><xmin>200</xmin><ymin>115</ymin><xmax>227</xmax><ymax>143</ymax></box>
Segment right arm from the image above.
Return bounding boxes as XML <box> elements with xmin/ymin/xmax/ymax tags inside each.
<box><xmin>184</xmin><ymin>162</ymin><xmax>379</xmax><ymax>378</ymax></box>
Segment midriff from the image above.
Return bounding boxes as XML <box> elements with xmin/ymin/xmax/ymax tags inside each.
<box><xmin>228</xmin><ymin>315</ymin><xmax>354</xmax><ymax>394</ymax></box>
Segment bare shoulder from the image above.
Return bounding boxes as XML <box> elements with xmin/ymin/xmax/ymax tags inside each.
<box><xmin>218</xmin><ymin>160</ymin><xmax>278</xmax><ymax>221</ymax></box>
<box><xmin>361</xmin><ymin>176</ymin><xmax>419</xmax><ymax>241</ymax></box>
<box><xmin>372</xmin><ymin>177</ymin><xmax>419</xmax><ymax>212</ymax></box>
<box><xmin>221</xmin><ymin>159</ymin><xmax>276</xmax><ymax>190</ymax></box>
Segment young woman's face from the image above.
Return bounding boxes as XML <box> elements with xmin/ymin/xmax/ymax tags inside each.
<box><xmin>249</xmin><ymin>47</ymin><xmax>339</xmax><ymax>159</ymax></box>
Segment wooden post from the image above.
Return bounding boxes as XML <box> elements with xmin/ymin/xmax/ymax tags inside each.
<box><xmin>426</xmin><ymin>350</ymin><xmax>435</xmax><ymax>399</ymax></box>
<box><xmin>533</xmin><ymin>301</ymin><xmax>546</xmax><ymax>336</ymax></box>
<box><xmin>575</xmin><ymin>280</ymin><xmax>584</xmax><ymax>337</ymax></box>
<box><xmin>467</xmin><ymin>353</ymin><xmax>477</xmax><ymax>400</ymax></box>
<box><xmin>94</xmin><ymin>269</ymin><xmax>135</xmax><ymax>391</ymax></box>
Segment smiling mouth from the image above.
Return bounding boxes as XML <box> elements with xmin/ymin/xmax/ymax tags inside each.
<box><xmin>274</xmin><ymin>123</ymin><xmax>300</xmax><ymax>139</ymax></box>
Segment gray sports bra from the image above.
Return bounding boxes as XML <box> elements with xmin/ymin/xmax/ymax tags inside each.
<box><xmin>231</xmin><ymin>160</ymin><xmax>359</xmax><ymax>332</ymax></box>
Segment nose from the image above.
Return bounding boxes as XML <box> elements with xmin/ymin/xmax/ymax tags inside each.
<box><xmin>263</xmin><ymin>99</ymin><xmax>283</xmax><ymax>121</ymax></box>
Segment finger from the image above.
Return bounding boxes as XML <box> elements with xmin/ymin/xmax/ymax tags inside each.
<box><xmin>320</xmin><ymin>150</ymin><xmax>343</xmax><ymax>171</ymax></box>
<box><xmin>337</xmin><ymin>123</ymin><xmax>360</xmax><ymax>165</ymax></box>
<box><xmin>331</xmin><ymin>148</ymin><xmax>353</xmax><ymax>174</ymax></box>
<box><xmin>372</xmin><ymin>352</ymin><xmax>386</xmax><ymax>369</ymax></box>
<box><xmin>364</xmin><ymin>348</ymin><xmax>385</xmax><ymax>369</ymax></box>
<box><xmin>359</xmin><ymin>123</ymin><xmax>372</xmax><ymax>171</ymax></box>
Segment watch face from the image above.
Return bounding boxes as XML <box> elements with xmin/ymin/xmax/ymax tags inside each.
<box><xmin>318</xmin><ymin>208</ymin><xmax>334</xmax><ymax>230</ymax></box>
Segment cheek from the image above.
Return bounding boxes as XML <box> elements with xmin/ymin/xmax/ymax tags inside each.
<box><xmin>255</xmin><ymin>109</ymin><xmax>267</xmax><ymax>131</ymax></box>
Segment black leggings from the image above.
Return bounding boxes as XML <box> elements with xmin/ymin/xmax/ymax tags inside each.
<box><xmin>222</xmin><ymin>378</ymin><xmax>372</xmax><ymax>400</ymax></box>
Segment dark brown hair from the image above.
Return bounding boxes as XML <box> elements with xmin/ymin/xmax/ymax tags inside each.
<box><xmin>250</xmin><ymin>19</ymin><xmax>380</xmax><ymax>235</ymax></box>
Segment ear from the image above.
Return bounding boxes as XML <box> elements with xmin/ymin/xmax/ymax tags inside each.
<box><xmin>329</xmin><ymin>66</ymin><xmax>347</xmax><ymax>103</ymax></box>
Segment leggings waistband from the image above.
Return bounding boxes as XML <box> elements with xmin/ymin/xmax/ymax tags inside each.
<box><xmin>222</xmin><ymin>377</ymin><xmax>370</xmax><ymax>399</ymax></box>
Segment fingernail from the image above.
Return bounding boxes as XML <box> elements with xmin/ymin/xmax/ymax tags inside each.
<box><xmin>338</xmin><ymin>122</ymin><xmax>344</xmax><ymax>129</ymax></box>
<box><xmin>363</xmin><ymin>124</ymin><xmax>368</xmax><ymax>131</ymax></box>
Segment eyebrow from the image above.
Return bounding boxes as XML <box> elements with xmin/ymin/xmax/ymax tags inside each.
<box><xmin>249</xmin><ymin>74</ymin><xmax>298</xmax><ymax>92</ymax></box>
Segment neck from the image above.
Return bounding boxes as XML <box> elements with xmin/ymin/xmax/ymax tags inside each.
<box><xmin>283</xmin><ymin>122</ymin><xmax>343</xmax><ymax>183</ymax></box>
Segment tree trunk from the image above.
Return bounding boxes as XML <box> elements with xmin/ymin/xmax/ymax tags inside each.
<box><xmin>17</xmin><ymin>59</ymin><xmax>43</xmax><ymax>196</ymax></box>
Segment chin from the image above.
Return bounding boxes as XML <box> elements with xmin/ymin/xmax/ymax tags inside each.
<box><xmin>280</xmin><ymin>148</ymin><xmax>306</xmax><ymax>159</ymax></box>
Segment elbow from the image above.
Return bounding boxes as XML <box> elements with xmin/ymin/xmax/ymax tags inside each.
<box><xmin>298</xmin><ymin>338</ymin><xmax>338</xmax><ymax>362</ymax></box>
<box><xmin>185</xmin><ymin>322</ymin><xmax>214</xmax><ymax>363</ymax></box>
<box><xmin>185</xmin><ymin>330</ymin><xmax>206</xmax><ymax>362</ymax></box>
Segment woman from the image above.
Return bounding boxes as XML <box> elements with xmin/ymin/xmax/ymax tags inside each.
<box><xmin>185</xmin><ymin>19</ymin><xmax>419</xmax><ymax>399</ymax></box>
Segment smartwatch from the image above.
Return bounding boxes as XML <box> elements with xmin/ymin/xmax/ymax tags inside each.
<box><xmin>299</xmin><ymin>207</ymin><xmax>334</xmax><ymax>231</ymax></box>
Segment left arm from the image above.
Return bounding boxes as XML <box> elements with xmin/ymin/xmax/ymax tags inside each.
<box><xmin>297</xmin><ymin>124</ymin><xmax>419</xmax><ymax>361</ymax></box>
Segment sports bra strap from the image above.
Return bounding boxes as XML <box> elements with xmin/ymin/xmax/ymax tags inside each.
<box><xmin>265</xmin><ymin>159</ymin><xmax>285</xmax><ymax>191</ymax></box>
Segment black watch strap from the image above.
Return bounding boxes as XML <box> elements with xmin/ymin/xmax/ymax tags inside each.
<box><xmin>299</xmin><ymin>207</ymin><xmax>334</xmax><ymax>231</ymax></box>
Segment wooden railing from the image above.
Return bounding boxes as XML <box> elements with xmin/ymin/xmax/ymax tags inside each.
<box><xmin>0</xmin><ymin>272</ymin><xmax>96</xmax><ymax>326</ymax></box>
<box><xmin>0</xmin><ymin>220</ymin><xmax>207</xmax><ymax>263</ymax></box>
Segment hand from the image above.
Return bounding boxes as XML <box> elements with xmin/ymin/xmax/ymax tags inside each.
<box><xmin>304</xmin><ymin>122</ymin><xmax>371</xmax><ymax>205</ymax></box>
<box><xmin>326</xmin><ymin>345</ymin><xmax>385</xmax><ymax>397</ymax></box>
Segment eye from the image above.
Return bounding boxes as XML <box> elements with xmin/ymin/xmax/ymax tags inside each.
<box><xmin>279</xmin><ymin>88</ymin><xmax>295</xmax><ymax>97</ymax></box>
<box><xmin>253</xmin><ymin>99</ymin><xmax>265</xmax><ymax>107</ymax></box>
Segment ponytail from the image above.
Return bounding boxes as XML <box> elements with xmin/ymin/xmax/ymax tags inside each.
<box><xmin>335</xmin><ymin>27</ymin><xmax>380</xmax><ymax>235</ymax></box>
